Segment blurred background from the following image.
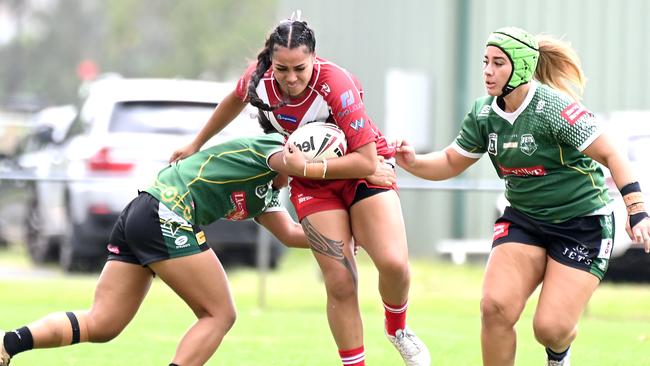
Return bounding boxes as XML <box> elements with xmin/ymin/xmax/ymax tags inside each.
<box><xmin>0</xmin><ymin>0</ymin><xmax>649</xmax><ymax>279</ymax></box>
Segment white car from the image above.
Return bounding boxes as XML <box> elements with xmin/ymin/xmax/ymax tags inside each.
<box><xmin>20</xmin><ymin>77</ymin><xmax>284</xmax><ymax>271</ymax></box>
<box><xmin>495</xmin><ymin>111</ymin><xmax>650</xmax><ymax>281</ymax></box>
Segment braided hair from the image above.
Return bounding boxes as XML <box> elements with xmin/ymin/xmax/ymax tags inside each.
<box><xmin>247</xmin><ymin>20</ymin><xmax>316</xmax><ymax>112</ymax></box>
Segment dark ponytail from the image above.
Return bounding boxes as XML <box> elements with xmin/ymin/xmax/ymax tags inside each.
<box><xmin>247</xmin><ymin>20</ymin><xmax>316</xmax><ymax>111</ymax></box>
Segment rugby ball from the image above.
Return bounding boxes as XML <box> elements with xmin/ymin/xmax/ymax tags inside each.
<box><xmin>287</xmin><ymin>122</ymin><xmax>347</xmax><ymax>162</ymax></box>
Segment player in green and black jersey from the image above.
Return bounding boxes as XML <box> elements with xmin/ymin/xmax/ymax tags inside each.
<box><xmin>0</xmin><ymin>132</ymin><xmax>396</xmax><ymax>366</ymax></box>
<box><xmin>395</xmin><ymin>27</ymin><xmax>650</xmax><ymax>366</ymax></box>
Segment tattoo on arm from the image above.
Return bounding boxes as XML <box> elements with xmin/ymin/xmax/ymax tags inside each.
<box><xmin>302</xmin><ymin>218</ymin><xmax>357</xmax><ymax>283</ymax></box>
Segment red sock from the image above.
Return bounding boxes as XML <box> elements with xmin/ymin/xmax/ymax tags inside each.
<box><xmin>384</xmin><ymin>300</ymin><xmax>408</xmax><ymax>336</ymax></box>
<box><xmin>339</xmin><ymin>345</ymin><xmax>365</xmax><ymax>366</ymax></box>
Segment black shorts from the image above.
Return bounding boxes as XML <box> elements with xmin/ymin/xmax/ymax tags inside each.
<box><xmin>107</xmin><ymin>192</ymin><xmax>209</xmax><ymax>266</ymax></box>
<box><xmin>492</xmin><ymin>206</ymin><xmax>615</xmax><ymax>280</ymax></box>
<box><xmin>351</xmin><ymin>183</ymin><xmax>390</xmax><ymax>205</ymax></box>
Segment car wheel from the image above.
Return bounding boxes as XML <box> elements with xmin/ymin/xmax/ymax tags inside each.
<box><xmin>24</xmin><ymin>194</ymin><xmax>59</xmax><ymax>263</ymax></box>
<box><xmin>59</xmin><ymin>222</ymin><xmax>105</xmax><ymax>273</ymax></box>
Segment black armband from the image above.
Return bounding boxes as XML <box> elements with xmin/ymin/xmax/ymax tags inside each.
<box><xmin>620</xmin><ymin>182</ymin><xmax>648</xmax><ymax>228</ymax></box>
<box><xmin>630</xmin><ymin>211</ymin><xmax>649</xmax><ymax>228</ymax></box>
<box><xmin>620</xmin><ymin>181</ymin><xmax>642</xmax><ymax>198</ymax></box>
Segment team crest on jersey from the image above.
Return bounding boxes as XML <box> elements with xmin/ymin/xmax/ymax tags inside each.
<box><xmin>535</xmin><ymin>100</ymin><xmax>545</xmax><ymax>113</ymax></box>
<box><xmin>321</xmin><ymin>83</ymin><xmax>331</xmax><ymax>96</ymax></box>
<box><xmin>255</xmin><ymin>183</ymin><xmax>270</xmax><ymax>199</ymax></box>
<box><xmin>487</xmin><ymin>133</ymin><xmax>498</xmax><ymax>155</ymax></box>
<box><xmin>519</xmin><ymin>134</ymin><xmax>537</xmax><ymax>156</ymax></box>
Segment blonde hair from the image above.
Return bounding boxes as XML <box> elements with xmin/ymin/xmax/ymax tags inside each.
<box><xmin>534</xmin><ymin>35</ymin><xmax>586</xmax><ymax>101</ymax></box>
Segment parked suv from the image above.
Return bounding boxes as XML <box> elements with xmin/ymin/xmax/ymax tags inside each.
<box><xmin>20</xmin><ymin>77</ymin><xmax>285</xmax><ymax>271</ymax></box>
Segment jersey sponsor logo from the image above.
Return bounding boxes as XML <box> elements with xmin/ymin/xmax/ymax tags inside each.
<box><xmin>277</xmin><ymin>114</ymin><xmax>298</xmax><ymax>123</ymax></box>
<box><xmin>562</xmin><ymin>244</ymin><xmax>593</xmax><ymax>265</ymax></box>
<box><xmin>174</xmin><ymin>235</ymin><xmax>189</xmax><ymax>248</ymax></box>
<box><xmin>560</xmin><ymin>102</ymin><xmax>588</xmax><ymax>125</ymax></box>
<box><xmin>487</xmin><ymin>133</ymin><xmax>498</xmax><ymax>155</ymax></box>
<box><xmin>349</xmin><ymin>118</ymin><xmax>365</xmax><ymax>131</ymax></box>
<box><xmin>297</xmin><ymin>194</ymin><xmax>313</xmax><ymax>204</ymax></box>
<box><xmin>340</xmin><ymin>89</ymin><xmax>355</xmax><ymax>108</ymax></box>
<box><xmin>535</xmin><ymin>100</ymin><xmax>545</xmax><ymax>113</ymax></box>
<box><xmin>337</xmin><ymin>102</ymin><xmax>363</xmax><ymax>119</ymax></box>
<box><xmin>493</xmin><ymin>222</ymin><xmax>510</xmax><ymax>241</ymax></box>
<box><xmin>519</xmin><ymin>134</ymin><xmax>537</xmax><ymax>156</ymax></box>
<box><xmin>498</xmin><ymin>164</ymin><xmax>547</xmax><ymax>177</ymax></box>
<box><xmin>478</xmin><ymin>105</ymin><xmax>491</xmax><ymax>117</ymax></box>
<box><xmin>503</xmin><ymin>141</ymin><xmax>518</xmax><ymax>149</ymax></box>
<box><xmin>598</xmin><ymin>238</ymin><xmax>613</xmax><ymax>259</ymax></box>
<box><xmin>320</xmin><ymin>83</ymin><xmax>331</xmax><ymax>96</ymax></box>
<box><xmin>226</xmin><ymin>191</ymin><xmax>249</xmax><ymax>221</ymax></box>
<box><xmin>196</xmin><ymin>231</ymin><xmax>206</xmax><ymax>245</ymax></box>
<box><xmin>107</xmin><ymin>244</ymin><xmax>120</xmax><ymax>255</ymax></box>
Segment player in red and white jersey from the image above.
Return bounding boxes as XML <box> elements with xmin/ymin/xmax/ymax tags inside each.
<box><xmin>170</xmin><ymin>13</ymin><xmax>430</xmax><ymax>366</ymax></box>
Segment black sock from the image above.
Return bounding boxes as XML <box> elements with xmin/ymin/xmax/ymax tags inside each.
<box><xmin>545</xmin><ymin>346</ymin><xmax>570</xmax><ymax>361</ymax></box>
<box><xmin>3</xmin><ymin>326</ymin><xmax>34</xmax><ymax>357</ymax></box>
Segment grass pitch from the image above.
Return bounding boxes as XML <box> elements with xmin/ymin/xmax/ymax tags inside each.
<box><xmin>1</xmin><ymin>246</ymin><xmax>649</xmax><ymax>365</ymax></box>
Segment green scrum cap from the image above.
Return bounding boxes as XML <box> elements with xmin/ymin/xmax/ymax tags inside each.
<box><xmin>486</xmin><ymin>27</ymin><xmax>539</xmax><ymax>95</ymax></box>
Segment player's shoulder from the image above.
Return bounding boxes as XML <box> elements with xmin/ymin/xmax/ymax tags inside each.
<box><xmin>471</xmin><ymin>95</ymin><xmax>495</xmax><ymax>119</ymax></box>
<box><xmin>314</xmin><ymin>58</ymin><xmax>358</xmax><ymax>91</ymax></box>
<box><xmin>535</xmin><ymin>83</ymin><xmax>573</xmax><ymax>107</ymax></box>
<box><xmin>535</xmin><ymin>84</ymin><xmax>592</xmax><ymax>125</ymax></box>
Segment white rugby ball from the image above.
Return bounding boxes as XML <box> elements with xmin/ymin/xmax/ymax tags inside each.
<box><xmin>287</xmin><ymin>122</ymin><xmax>347</xmax><ymax>162</ymax></box>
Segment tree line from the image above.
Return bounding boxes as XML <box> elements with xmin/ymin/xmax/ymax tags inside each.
<box><xmin>0</xmin><ymin>0</ymin><xmax>277</xmax><ymax>109</ymax></box>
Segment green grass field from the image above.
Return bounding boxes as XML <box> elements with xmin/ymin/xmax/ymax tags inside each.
<box><xmin>1</xmin><ymin>245</ymin><xmax>649</xmax><ymax>365</ymax></box>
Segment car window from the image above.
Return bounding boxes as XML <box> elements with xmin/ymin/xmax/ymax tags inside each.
<box><xmin>109</xmin><ymin>101</ymin><xmax>217</xmax><ymax>134</ymax></box>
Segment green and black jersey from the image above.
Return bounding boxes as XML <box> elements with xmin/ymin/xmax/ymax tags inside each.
<box><xmin>145</xmin><ymin>134</ymin><xmax>285</xmax><ymax>226</ymax></box>
<box><xmin>452</xmin><ymin>81</ymin><xmax>611</xmax><ymax>222</ymax></box>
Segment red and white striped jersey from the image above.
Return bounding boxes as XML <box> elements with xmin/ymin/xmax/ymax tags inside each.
<box><xmin>236</xmin><ymin>56</ymin><xmax>394</xmax><ymax>157</ymax></box>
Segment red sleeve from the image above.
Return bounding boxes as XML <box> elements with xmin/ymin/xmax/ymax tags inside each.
<box><xmin>235</xmin><ymin>62</ymin><xmax>257</xmax><ymax>102</ymax></box>
<box><xmin>323</xmin><ymin>67</ymin><xmax>378</xmax><ymax>152</ymax></box>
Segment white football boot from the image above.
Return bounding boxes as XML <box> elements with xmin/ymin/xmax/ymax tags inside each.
<box><xmin>386</xmin><ymin>328</ymin><xmax>431</xmax><ymax>366</ymax></box>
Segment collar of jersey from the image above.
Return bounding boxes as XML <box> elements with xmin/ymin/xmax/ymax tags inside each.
<box><xmin>269</xmin><ymin>60</ymin><xmax>322</xmax><ymax>107</ymax></box>
<box><xmin>491</xmin><ymin>80</ymin><xmax>538</xmax><ymax>125</ymax></box>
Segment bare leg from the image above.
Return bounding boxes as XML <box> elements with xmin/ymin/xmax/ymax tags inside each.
<box><xmin>350</xmin><ymin>191</ymin><xmax>409</xmax><ymax>307</ymax></box>
<box><xmin>533</xmin><ymin>258</ymin><xmax>599</xmax><ymax>352</ymax></box>
<box><xmin>481</xmin><ymin>243</ymin><xmax>546</xmax><ymax>366</ymax></box>
<box><xmin>149</xmin><ymin>249</ymin><xmax>236</xmax><ymax>366</ymax></box>
<box><xmin>302</xmin><ymin>210</ymin><xmax>362</xmax><ymax>350</ymax></box>
<box><xmin>22</xmin><ymin>261</ymin><xmax>153</xmax><ymax>348</ymax></box>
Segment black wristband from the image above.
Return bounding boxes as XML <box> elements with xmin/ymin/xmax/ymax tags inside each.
<box><xmin>630</xmin><ymin>211</ymin><xmax>649</xmax><ymax>228</ymax></box>
<box><xmin>620</xmin><ymin>181</ymin><xmax>641</xmax><ymax>196</ymax></box>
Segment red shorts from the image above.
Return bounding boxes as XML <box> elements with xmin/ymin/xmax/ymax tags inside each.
<box><xmin>289</xmin><ymin>178</ymin><xmax>397</xmax><ymax>220</ymax></box>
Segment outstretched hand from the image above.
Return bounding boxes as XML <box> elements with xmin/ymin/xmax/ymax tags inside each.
<box><xmin>393</xmin><ymin>138</ymin><xmax>417</xmax><ymax>168</ymax></box>
<box><xmin>169</xmin><ymin>143</ymin><xmax>200</xmax><ymax>163</ymax></box>
<box><xmin>626</xmin><ymin>217</ymin><xmax>650</xmax><ymax>253</ymax></box>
